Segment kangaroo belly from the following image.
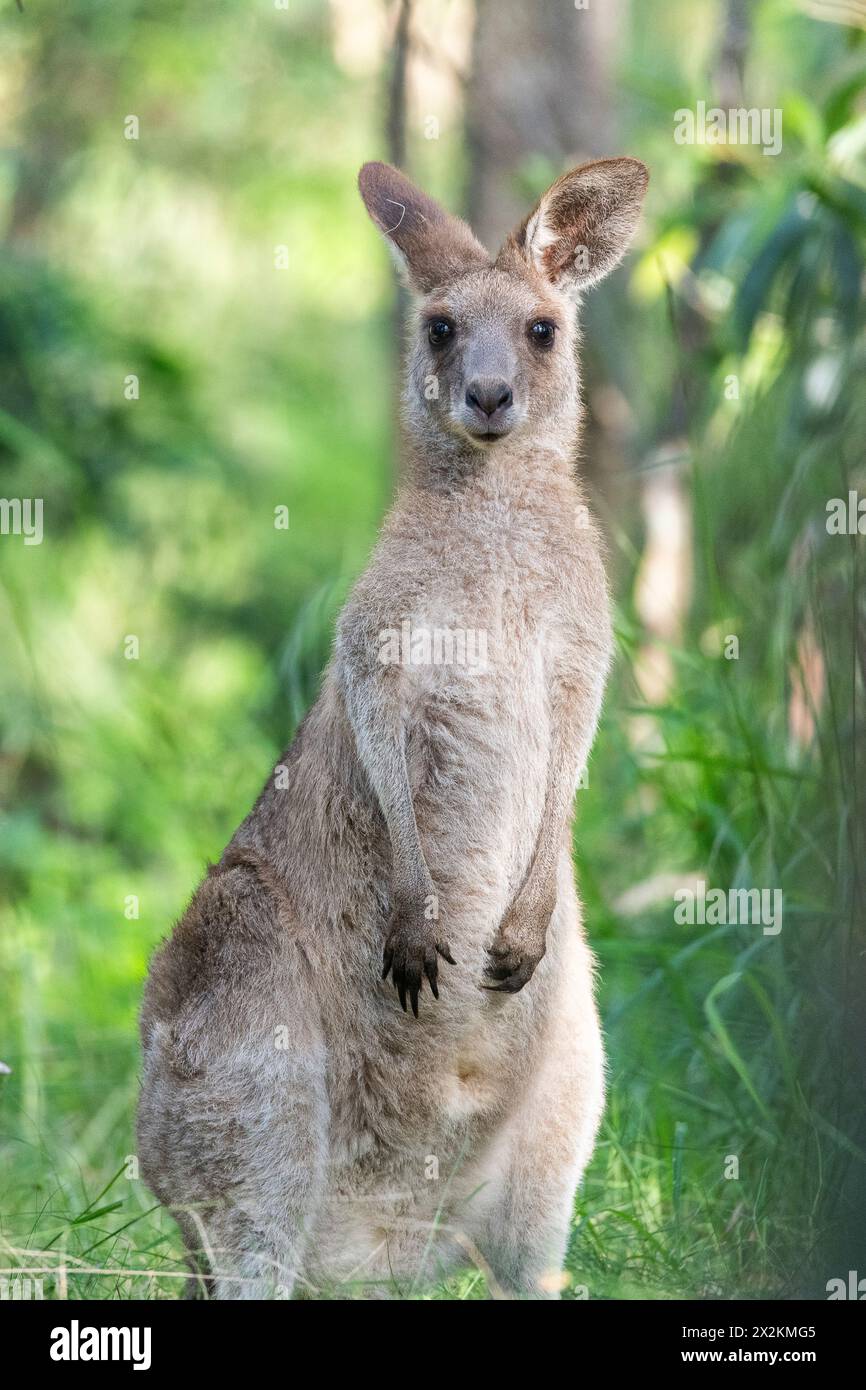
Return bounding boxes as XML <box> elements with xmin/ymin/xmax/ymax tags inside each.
<box><xmin>405</xmin><ymin>653</ymin><xmax>552</xmax><ymax>935</ymax></box>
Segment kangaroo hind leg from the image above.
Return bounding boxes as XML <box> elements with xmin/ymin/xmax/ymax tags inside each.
<box><xmin>138</xmin><ymin>859</ymin><xmax>330</xmax><ymax>1299</ymax></box>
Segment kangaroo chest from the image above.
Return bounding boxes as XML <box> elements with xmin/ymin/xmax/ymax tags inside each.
<box><xmin>391</xmin><ymin>514</ymin><xmax>573</xmax><ymax>925</ymax></box>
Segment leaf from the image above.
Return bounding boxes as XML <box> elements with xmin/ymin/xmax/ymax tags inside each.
<box><xmin>807</xmin><ymin>173</ymin><xmax>866</xmax><ymax>235</ymax></box>
<box><xmin>831</xmin><ymin>224</ymin><xmax>865</xmax><ymax>335</ymax></box>
<box><xmin>824</xmin><ymin>69</ymin><xmax>866</xmax><ymax>137</ymax></box>
<box><xmin>782</xmin><ymin>90</ymin><xmax>825</xmax><ymax>152</ymax></box>
<box><xmin>70</xmin><ymin>1201</ymin><xmax>125</xmax><ymax>1226</ymax></box>
<box><xmin>734</xmin><ymin>204</ymin><xmax>812</xmax><ymax>348</ymax></box>
<box><xmin>704</xmin><ymin>973</ymin><xmax>775</xmax><ymax>1125</ymax></box>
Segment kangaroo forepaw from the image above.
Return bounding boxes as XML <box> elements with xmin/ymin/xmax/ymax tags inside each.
<box><xmin>483</xmin><ymin>943</ymin><xmax>544</xmax><ymax>993</ymax></box>
<box><xmin>382</xmin><ymin>907</ymin><xmax>455</xmax><ymax>1017</ymax></box>
<box><xmin>483</xmin><ymin>907</ymin><xmax>551</xmax><ymax>993</ymax></box>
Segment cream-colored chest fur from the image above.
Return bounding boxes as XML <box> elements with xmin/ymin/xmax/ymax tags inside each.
<box><xmin>348</xmin><ymin>463</ymin><xmax>595</xmax><ymax>933</ymax></box>
<box><xmin>321</xmin><ymin>464</ymin><xmax>602</xmax><ymax>1150</ymax></box>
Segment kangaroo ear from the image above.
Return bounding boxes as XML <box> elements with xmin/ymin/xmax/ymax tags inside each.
<box><xmin>358</xmin><ymin>162</ymin><xmax>490</xmax><ymax>294</ymax></box>
<box><xmin>507</xmin><ymin>157</ymin><xmax>649</xmax><ymax>296</ymax></box>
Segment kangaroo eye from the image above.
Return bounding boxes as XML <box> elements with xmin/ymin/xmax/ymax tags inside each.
<box><xmin>428</xmin><ymin>319</ymin><xmax>454</xmax><ymax>347</ymax></box>
<box><xmin>530</xmin><ymin>319</ymin><xmax>556</xmax><ymax>346</ymax></box>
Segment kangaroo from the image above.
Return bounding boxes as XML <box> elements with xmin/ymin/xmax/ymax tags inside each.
<box><xmin>137</xmin><ymin>156</ymin><xmax>648</xmax><ymax>1299</ymax></box>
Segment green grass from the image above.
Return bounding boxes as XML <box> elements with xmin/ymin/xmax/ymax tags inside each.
<box><xmin>2</xmin><ymin>456</ymin><xmax>862</xmax><ymax>1298</ymax></box>
<box><xmin>1</xmin><ymin>0</ymin><xmax>864</xmax><ymax>1301</ymax></box>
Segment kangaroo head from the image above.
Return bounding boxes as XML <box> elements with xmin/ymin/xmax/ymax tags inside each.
<box><xmin>358</xmin><ymin>158</ymin><xmax>648</xmax><ymax>464</ymax></box>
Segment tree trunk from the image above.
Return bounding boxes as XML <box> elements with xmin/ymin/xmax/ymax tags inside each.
<box><xmin>465</xmin><ymin>0</ymin><xmax>619</xmax><ymax>252</ymax></box>
<box><xmin>464</xmin><ymin>0</ymin><xmax>625</xmax><ymax>535</ymax></box>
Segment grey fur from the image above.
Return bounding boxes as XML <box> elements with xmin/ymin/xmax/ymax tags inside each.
<box><xmin>137</xmin><ymin>157</ymin><xmax>648</xmax><ymax>1299</ymax></box>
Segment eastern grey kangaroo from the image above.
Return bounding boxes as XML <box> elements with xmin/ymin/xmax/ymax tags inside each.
<box><xmin>138</xmin><ymin>156</ymin><xmax>648</xmax><ymax>1299</ymax></box>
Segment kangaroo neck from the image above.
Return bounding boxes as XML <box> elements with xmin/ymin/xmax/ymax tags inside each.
<box><xmin>400</xmin><ymin>421</ymin><xmax>582</xmax><ymax>500</ymax></box>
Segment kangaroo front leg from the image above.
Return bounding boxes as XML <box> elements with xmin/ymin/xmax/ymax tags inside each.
<box><xmin>485</xmin><ymin>673</ymin><xmax>601</xmax><ymax>994</ymax></box>
<box><xmin>339</xmin><ymin>642</ymin><xmax>455</xmax><ymax>1014</ymax></box>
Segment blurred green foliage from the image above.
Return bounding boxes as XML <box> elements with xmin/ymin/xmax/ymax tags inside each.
<box><xmin>0</xmin><ymin>0</ymin><xmax>864</xmax><ymax>1298</ymax></box>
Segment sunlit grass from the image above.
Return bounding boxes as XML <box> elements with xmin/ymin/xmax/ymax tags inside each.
<box><xmin>1</xmin><ymin>0</ymin><xmax>863</xmax><ymax>1302</ymax></box>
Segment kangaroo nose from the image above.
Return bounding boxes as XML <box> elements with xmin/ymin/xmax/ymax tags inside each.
<box><xmin>465</xmin><ymin>379</ymin><xmax>513</xmax><ymax>418</ymax></box>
